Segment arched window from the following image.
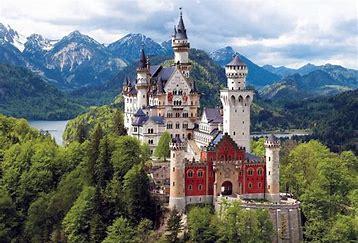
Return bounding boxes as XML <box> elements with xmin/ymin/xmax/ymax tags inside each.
<box><xmin>247</xmin><ymin>168</ymin><xmax>254</xmax><ymax>176</ymax></box>
<box><xmin>188</xmin><ymin>185</ymin><xmax>192</xmax><ymax>190</ymax></box>
<box><xmin>248</xmin><ymin>182</ymin><xmax>253</xmax><ymax>189</ymax></box>
<box><xmin>257</xmin><ymin>168</ymin><xmax>263</xmax><ymax>176</ymax></box>
<box><xmin>198</xmin><ymin>184</ymin><xmax>203</xmax><ymax>191</ymax></box>
<box><xmin>258</xmin><ymin>182</ymin><xmax>262</xmax><ymax>188</ymax></box>
<box><xmin>197</xmin><ymin>170</ymin><xmax>203</xmax><ymax>177</ymax></box>
<box><xmin>187</xmin><ymin>170</ymin><xmax>194</xmax><ymax>178</ymax></box>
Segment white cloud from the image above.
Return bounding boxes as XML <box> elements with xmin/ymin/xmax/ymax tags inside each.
<box><xmin>0</xmin><ymin>0</ymin><xmax>357</xmax><ymax>68</ymax></box>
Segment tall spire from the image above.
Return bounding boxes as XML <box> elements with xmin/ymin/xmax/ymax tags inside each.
<box><xmin>138</xmin><ymin>48</ymin><xmax>146</xmax><ymax>69</ymax></box>
<box><xmin>175</xmin><ymin>7</ymin><xmax>187</xmax><ymax>40</ymax></box>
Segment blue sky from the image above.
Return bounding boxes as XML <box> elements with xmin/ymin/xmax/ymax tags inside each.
<box><xmin>1</xmin><ymin>0</ymin><xmax>357</xmax><ymax>69</ymax></box>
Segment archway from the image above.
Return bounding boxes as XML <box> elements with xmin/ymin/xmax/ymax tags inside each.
<box><xmin>221</xmin><ymin>181</ymin><xmax>233</xmax><ymax>196</ymax></box>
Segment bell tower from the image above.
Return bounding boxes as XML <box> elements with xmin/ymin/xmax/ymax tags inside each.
<box><xmin>172</xmin><ymin>8</ymin><xmax>191</xmax><ymax>78</ymax></box>
<box><xmin>220</xmin><ymin>55</ymin><xmax>254</xmax><ymax>152</ymax></box>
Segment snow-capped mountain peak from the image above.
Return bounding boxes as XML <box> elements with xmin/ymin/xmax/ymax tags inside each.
<box><xmin>25</xmin><ymin>34</ymin><xmax>56</xmax><ymax>52</ymax></box>
<box><xmin>0</xmin><ymin>23</ymin><xmax>26</xmax><ymax>51</ymax></box>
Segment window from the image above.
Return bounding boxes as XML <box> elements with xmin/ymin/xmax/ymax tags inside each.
<box><xmin>258</xmin><ymin>182</ymin><xmax>262</xmax><ymax>188</ymax></box>
<box><xmin>248</xmin><ymin>182</ymin><xmax>253</xmax><ymax>189</ymax></box>
<box><xmin>173</xmin><ymin>182</ymin><xmax>175</xmax><ymax>186</ymax></box>
<box><xmin>268</xmin><ymin>185</ymin><xmax>270</xmax><ymax>189</ymax></box>
<box><xmin>167</xmin><ymin>123</ymin><xmax>173</xmax><ymax>129</ymax></box>
<box><xmin>134</xmin><ymin>127</ymin><xmax>137</xmax><ymax>132</ymax></box>
<box><xmin>175</xmin><ymin>112</ymin><xmax>180</xmax><ymax>118</ymax></box>
<box><xmin>268</xmin><ymin>171</ymin><xmax>271</xmax><ymax>175</ymax></box>
<box><xmin>183</xmin><ymin>122</ymin><xmax>188</xmax><ymax>129</ymax></box>
<box><xmin>198</xmin><ymin>184</ymin><xmax>203</xmax><ymax>191</ymax></box>
<box><xmin>188</xmin><ymin>185</ymin><xmax>192</xmax><ymax>190</ymax></box>
<box><xmin>173</xmin><ymin>167</ymin><xmax>175</xmax><ymax>172</ymax></box>
<box><xmin>269</xmin><ymin>157</ymin><xmax>271</xmax><ymax>161</ymax></box>
<box><xmin>187</xmin><ymin>170</ymin><xmax>194</xmax><ymax>177</ymax></box>
<box><xmin>148</xmin><ymin>139</ymin><xmax>153</xmax><ymax>145</ymax></box>
<box><xmin>197</xmin><ymin>170</ymin><xmax>203</xmax><ymax>177</ymax></box>
<box><xmin>167</xmin><ymin>112</ymin><xmax>173</xmax><ymax>118</ymax></box>
<box><xmin>147</xmin><ymin>128</ymin><xmax>154</xmax><ymax>134</ymax></box>
<box><xmin>257</xmin><ymin>168</ymin><xmax>263</xmax><ymax>176</ymax></box>
<box><xmin>248</xmin><ymin>168</ymin><xmax>254</xmax><ymax>176</ymax></box>
<box><xmin>176</xmin><ymin>123</ymin><xmax>180</xmax><ymax>129</ymax></box>
<box><xmin>183</xmin><ymin>113</ymin><xmax>188</xmax><ymax>118</ymax></box>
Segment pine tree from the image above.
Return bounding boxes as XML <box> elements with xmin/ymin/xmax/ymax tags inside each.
<box><xmin>95</xmin><ymin>136</ymin><xmax>113</xmax><ymax>189</ymax></box>
<box><xmin>112</xmin><ymin>110</ymin><xmax>127</xmax><ymax>136</ymax></box>
<box><xmin>165</xmin><ymin>207</ymin><xmax>182</xmax><ymax>242</ymax></box>
<box><xmin>87</xmin><ymin>124</ymin><xmax>103</xmax><ymax>185</ymax></box>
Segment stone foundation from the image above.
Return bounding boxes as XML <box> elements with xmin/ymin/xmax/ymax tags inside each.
<box><xmin>215</xmin><ymin>196</ymin><xmax>303</xmax><ymax>243</ymax></box>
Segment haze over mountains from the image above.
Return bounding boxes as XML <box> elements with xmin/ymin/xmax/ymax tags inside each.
<box><xmin>0</xmin><ymin>22</ymin><xmax>357</xmax><ymax>103</ymax></box>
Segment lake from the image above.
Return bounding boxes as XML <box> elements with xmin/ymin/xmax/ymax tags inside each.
<box><xmin>29</xmin><ymin>120</ymin><xmax>69</xmax><ymax>145</ymax></box>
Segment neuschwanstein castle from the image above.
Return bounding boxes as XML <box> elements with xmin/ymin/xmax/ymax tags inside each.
<box><xmin>123</xmin><ymin>11</ymin><xmax>302</xmax><ymax>242</ymax></box>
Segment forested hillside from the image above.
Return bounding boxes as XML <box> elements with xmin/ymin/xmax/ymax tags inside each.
<box><xmin>1</xmin><ymin>113</ymin><xmax>356</xmax><ymax>242</ymax></box>
<box><xmin>0</xmin><ymin>64</ymin><xmax>85</xmax><ymax>120</ymax></box>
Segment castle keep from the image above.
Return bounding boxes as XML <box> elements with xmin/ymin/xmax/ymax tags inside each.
<box><xmin>123</xmin><ymin>10</ymin><xmax>302</xmax><ymax>243</ymax></box>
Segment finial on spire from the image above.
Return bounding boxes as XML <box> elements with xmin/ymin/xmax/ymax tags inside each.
<box><xmin>179</xmin><ymin>7</ymin><xmax>182</xmax><ymax>16</ymax></box>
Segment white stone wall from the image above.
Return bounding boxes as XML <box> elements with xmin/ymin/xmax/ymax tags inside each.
<box><xmin>225</xmin><ymin>65</ymin><xmax>248</xmax><ymax>91</ymax></box>
<box><xmin>220</xmin><ymin>89</ymin><xmax>254</xmax><ymax>152</ymax></box>
<box><xmin>124</xmin><ymin>95</ymin><xmax>137</xmax><ymax>130</ymax></box>
<box><xmin>265</xmin><ymin>147</ymin><xmax>280</xmax><ymax>203</ymax></box>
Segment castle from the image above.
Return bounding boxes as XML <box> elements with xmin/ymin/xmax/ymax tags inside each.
<box><xmin>123</xmin><ymin>11</ymin><xmax>302</xmax><ymax>242</ymax></box>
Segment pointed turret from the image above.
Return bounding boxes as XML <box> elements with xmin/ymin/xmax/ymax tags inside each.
<box><xmin>138</xmin><ymin>48</ymin><xmax>147</xmax><ymax>69</ymax></box>
<box><xmin>175</xmin><ymin>9</ymin><xmax>187</xmax><ymax>40</ymax></box>
<box><xmin>172</xmin><ymin>8</ymin><xmax>191</xmax><ymax>76</ymax></box>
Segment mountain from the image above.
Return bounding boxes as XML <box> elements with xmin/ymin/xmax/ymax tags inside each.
<box><xmin>209</xmin><ymin>46</ymin><xmax>280</xmax><ymax>87</ymax></box>
<box><xmin>260</xmin><ymin>70</ymin><xmax>355</xmax><ymax>101</ymax></box>
<box><xmin>0</xmin><ymin>24</ymin><xmax>28</xmax><ymax>66</ymax></box>
<box><xmin>23</xmin><ymin>34</ymin><xmax>56</xmax><ymax>67</ymax></box>
<box><xmin>0</xmin><ymin>64</ymin><xmax>85</xmax><ymax>119</ymax></box>
<box><xmin>23</xmin><ymin>31</ymin><xmax>127</xmax><ymax>89</ymax></box>
<box><xmin>0</xmin><ymin>23</ymin><xmax>26</xmax><ymax>51</ymax></box>
<box><xmin>262</xmin><ymin>65</ymin><xmax>296</xmax><ymax>77</ymax></box>
<box><xmin>108</xmin><ymin>33</ymin><xmax>170</xmax><ymax>63</ymax></box>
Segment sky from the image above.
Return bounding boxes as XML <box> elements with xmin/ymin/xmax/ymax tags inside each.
<box><xmin>0</xmin><ymin>0</ymin><xmax>357</xmax><ymax>69</ymax></box>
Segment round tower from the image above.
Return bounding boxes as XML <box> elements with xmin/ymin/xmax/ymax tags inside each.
<box><xmin>136</xmin><ymin>48</ymin><xmax>150</xmax><ymax>108</ymax></box>
<box><xmin>225</xmin><ymin>55</ymin><xmax>248</xmax><ymax>91</ymax></box>
<box><xmin>169</xmin><ymin>137</ymin><xmax>186</xmax><ymax>211</ymax></box>
<box><xmin>264</xmin><ymin>134</ymin><xmax>281</xmax><ymax>203</ymax></box>
<box><xmin>172</xmin><ymin>8</ymin><xmax>191</xmax><ymax>77</ymax></box>
<box><xmin>220</xmin><ymin>55</ymin><xmax>253</xmax><ymax>152</ymax></box>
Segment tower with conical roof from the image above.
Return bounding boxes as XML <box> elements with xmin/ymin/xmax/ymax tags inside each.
<box><xmin>172</xmin><ymin>8</ymin><xmax>191</xmax><ymax>78</ymax></box>
<box><xmin>136</xmin><ymin>48</ymin><xmax>150</xmax><ymax>108</ymax></box>
<box><xmin>220</xmin><ymin>55</ymin><xmax>254</xmax><ymax>152</ymax></box>
<box><xmin>264</xmin><ymin>134</ymin><xmax>281</xmax><ymax>203</ymax></box>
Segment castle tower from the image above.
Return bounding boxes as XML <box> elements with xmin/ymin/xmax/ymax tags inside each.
<box><xmin>220</xmin><ymin>55</ymin><xmax>254</xmax><ymax>152</ymax></box>
<box><xmin>169</xmin><ymin>137</ymin><xmax>186</xmax><ymax>211</ymax></box>
<box><xmin>264</xmin><ymin>134</ymin><xmax>281</xmax><ymax>203</ymax></box>
<box><xmin>172</xmin><ymin>8</ymin><xmax>191</xmax><ymax>77</ymax></box>
<box><xmin>136</xmin><ymin>48</ymin><xmax>150</xmax><ymax>108</ymax></box>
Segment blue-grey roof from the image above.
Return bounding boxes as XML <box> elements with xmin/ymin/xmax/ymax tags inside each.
<box><xmin>149</xmin><ymin>116</ymin><xmax>165</xmax><ymax>124</ymax></box>
<box><xmin>266</xmin><ymin>134</ymin><xmax>278</xmax><ymax>142</ymax></box>
<box><xmin>203</xmin><ymin>107</ymin><xmax>222</xmax><ymax>123</ymax></box>
<box><xmin>226</xmin><ymin>55</ymin><xmax>246</xmax><ymax>67</ymax></box>
<box><xmin>138</xmin><ymin>48</ymin><xmax>147</xmax><ymax>68</ymax></box>
<box><xmin>174</xmin><ymin>11</ymin><xmax>188</xmax><ymax>40</ymax></box>
<box><xmin>209</xmin><ymin>132</ymin><xmax>223</xmax><ymax>146</ymax></box>
<box><xmin>245</xmin><ymin>153</ymin><xmax>262</xmax><ymax>163</ymax></box>
<box><xmin>132</xmin><ymin>116</ymin><xmax>148</xmax><ymax>126</ymax></box>
<box><xmin>150</xmin><ymin>65</ymin><xmax>161</xmax><ymax>76</ymax></box>
<box><xmin>134</xmin><ymin>108</ymin><xmax>146</xmax><ymax>117</ymax></box>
